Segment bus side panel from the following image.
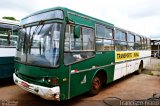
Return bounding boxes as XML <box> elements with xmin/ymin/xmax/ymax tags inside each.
<box><xmin>0</xmin><ymin>64</ymin><xmax>14</xmax><ymax>79</ymax></box>
<box><xmin>114</xmin><ymin>60</ymin><xmax>140</xmax><ymax>81</ymax></box>
<box><xmin>0</xmin><ymin>48</ymin><xmax>16</xmax><ymax>79</ymax></box>
<box><xmin>70</xmin><ymin>70</ymin><xmax>94</xmax><ymax>98</ymax></box>
<box><xmin>127</xmin><ymin>61</ymin><xmax>137</xmax><ymax>74</ymax></box>
<box><xmin>69</xmin><ymin>51</ymin><xmax>115</xmax><ymax>98</ymax></box>
<box><xmin>104</xmin><ymin>65</ymin><xmax>115</xmax><ymax>83</ymax></box>
<box><xmin>114</xmin><ymin>62</ymin><xmax>126</xmax><ymax>80</ymax></box>
<box><xmin>139</xmin><ymin>51</ymin><xmax>151</xmax><ymax>68</ymax></box>
<box><xmin>0</xmin><ymin>48</ymin><xmax>16</xmax><ymax>57</ymax></box>
<box><xmin>50</xmin><ymin>65</ymin><xmax>70</xmax><ymax>100</ymax></box>
<box><xmin>0</xmin><ymin>57</ymin><xmax>14</xmax><ymax>79</ymax></box>
<box><xmin>113</xmin><ymin>50</ymin><xmax>151</xmax><ymax>81</ymax></box>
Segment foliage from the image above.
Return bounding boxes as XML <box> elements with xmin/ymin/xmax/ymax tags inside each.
<box><xmin>156</xmin><ymin>64</ymin><xmax>160</xmax><ymax>71</ymax></box>
<box><xmin>2</xmin><ymin>16</ymin><xmax>17</xmax><ymax>21</ymax></box>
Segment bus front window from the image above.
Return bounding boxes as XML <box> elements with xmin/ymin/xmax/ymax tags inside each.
<box><xmin>16</xmin><ymin>23</ymin><xmax>62</xmax><ymax>67</ymax></box>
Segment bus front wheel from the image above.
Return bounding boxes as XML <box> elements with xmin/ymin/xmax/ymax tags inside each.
<box><xmin>89</xmin><ymin>74</ymin><xmax>102</xmax><ymax>96</ymax></box>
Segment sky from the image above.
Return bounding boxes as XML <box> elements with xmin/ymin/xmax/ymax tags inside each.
<box><xmin>0</xmin><ymin>0</ymin><xmax>159</xmax><ymax>38</ymax></box>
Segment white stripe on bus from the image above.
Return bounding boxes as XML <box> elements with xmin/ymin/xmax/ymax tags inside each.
<box><xmin>0</xmin><ymin>48</ymin><xmax>16</xmax><ymax>57</ymax></box>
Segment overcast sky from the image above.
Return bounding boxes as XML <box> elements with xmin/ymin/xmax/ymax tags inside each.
<box><xmin>0</xmin><ymin>0</ymin><xmax>159</xmax><ymax>38</ymax></box>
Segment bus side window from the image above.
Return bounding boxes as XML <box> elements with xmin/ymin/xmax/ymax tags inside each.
<box><xmin>64</xmin><ymin>24</ymin><xmax>95</xmax><ymax>65</ymax></box>
<box><xmin>95</xmin><ymin>24</ymin><xmax>114</xmax><ymax>51</ymax></box>
<box><xmin>127</xmin><ymin>33</ymin><xmax>135</xmax><ymax>50</ymax></box>
<box><xmin>0</xmin><ymin>24</ymin><xmax>11</xmax><ymax>46</ymax></box>
<box><xmin>64</xmin><ymin>25</ymin><xmax>82</xmax><ymax>51</ymax></box>
<box><xmin>145</xmin><ymin>39</ymin><xmax>147</xmax><ymax>50</ymax></box>
<box><xmin>147</xmin><ymin>39</ymin><xmax>151</xmax><ymax>50</ymax></box>
<box><xmin>82</xmin><ymin>27</ymin><xmax>95</xmax><ymax>50</ymax></box>
<box><xmin>115</xmin><ymin>29</ymin><xmax>127</xmax><ymax>51</ymax></box>
<box><xmin>135</xmin><ymin>35</ymin><xmax>141</xmax><ymax>50</ymax></box>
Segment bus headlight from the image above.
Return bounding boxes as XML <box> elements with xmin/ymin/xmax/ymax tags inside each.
<box><xmin>47</xmin><ymin>77</ymin><xmax>59</xmax><ymax>85</ymax></box>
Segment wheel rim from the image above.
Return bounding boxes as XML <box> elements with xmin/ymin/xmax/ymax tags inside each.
<box><xmin>93</xmin><ymin>77</ymin><xmax>101</xmax><ymax>90</ymax></box>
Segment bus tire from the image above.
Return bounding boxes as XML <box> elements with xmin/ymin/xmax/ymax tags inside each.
<box><xmin>89</xmin><ymin>74</ymin><xmax>102</xmax><ymax>96</ymax></box>
<box><xmin>137</xmin><ymin>61</ymin><xmax>143</xmax><ymax>74</ymax></box>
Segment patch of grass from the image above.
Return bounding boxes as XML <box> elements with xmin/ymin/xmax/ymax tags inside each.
<box><xmin>148</xmin><ymin>72</ymin><xmax>154</xmax><ymax>76</ymax></box>
<box><xmin>156</xmin><ymin>64</ymin><xmax>160</xmax><ymax>71</ymax></box>
<box><xmin>157</xmin><ymin>64</ymin><xmax>160</xmax><ymax>67</ymax></box>
<box><xmin>143</xmin><ymin>70</ymin><xmax>153</xmax><ymax>75</ymax></box>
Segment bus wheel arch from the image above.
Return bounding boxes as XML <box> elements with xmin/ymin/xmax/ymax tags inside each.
<box><xmin>89</xmin><ymin>69</ymin><xmax>107</xmax><ymax>96</ymax></box>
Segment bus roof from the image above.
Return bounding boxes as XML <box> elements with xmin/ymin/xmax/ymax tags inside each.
<box><xmin>22</xmin><ymin>7</ymin><xmax>113</xmax><ymax>27</ymax></box>
<box><xmin>0</xmin><ymin>19</ymin><xmax>19</xmax><ymax>26</ymax></box>
<box><xmin>20</xmin><ymin>7</ymin><xmax>151</xmax><ymax>39</ymax></box>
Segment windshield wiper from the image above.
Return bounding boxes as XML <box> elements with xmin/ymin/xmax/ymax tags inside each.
<box><xmin>28</xmin><ymin>20</ymin><xmax>45</xmax><ymax>53</ymax></box>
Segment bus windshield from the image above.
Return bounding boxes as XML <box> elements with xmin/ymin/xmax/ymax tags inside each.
<box><xmin>22</xmin><ymin>10</ymin><xmax>63</xmax><ymax>24</ymax></box>
<box><xmin>16</xmin><ymin>23</ymin><xmax>62</xmax><ymax>67</ymax></box>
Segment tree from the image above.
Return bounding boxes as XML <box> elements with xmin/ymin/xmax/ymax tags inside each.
<box><xmin>2</xmin><ymin>16</ymin><xmax>17</xmax><ymax>21</ymax></box>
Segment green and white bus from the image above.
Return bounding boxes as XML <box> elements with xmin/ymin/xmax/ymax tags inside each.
<box><xmin>13</xmin><ymin>7</ymin><xmax>151</xmax><ymax>101</ymax></box>
<box><xmin>0</xmin><ymin>19</ymin><xmax>19</xmax><ymax>79</ymax></box>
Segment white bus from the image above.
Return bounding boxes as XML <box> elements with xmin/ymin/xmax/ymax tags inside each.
<box><xmin>0</xmin><ymin>19</ymin><xmax>19</xmax><ymax>79</ymax></box>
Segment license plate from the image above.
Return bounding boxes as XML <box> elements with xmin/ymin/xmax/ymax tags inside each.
<box><xmin>21</xmin><ymin>81</ymin><xmax>29</xmax><ymax>88</ymax></box>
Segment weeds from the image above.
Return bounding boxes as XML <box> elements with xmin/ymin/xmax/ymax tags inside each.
<box><xmin>156</xmin><ymin>64</ymin><xmax>160</xmax><ymax>71</ymax></box>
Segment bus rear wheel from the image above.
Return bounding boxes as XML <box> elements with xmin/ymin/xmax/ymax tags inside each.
<box><xmin>137</xmin><ymin>62</ymin><xmax>143</xmax><ymax>74</ymax></box>
<box><xmin>89</xmin><ymin>74</ymin><xmax>102</xmax><ymax>96</ymax></box>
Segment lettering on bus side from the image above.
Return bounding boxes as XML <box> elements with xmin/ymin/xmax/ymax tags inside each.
<box><xmin>133</xmin><ymin>52</ymin><xmax>139</xmax><ymax>57</ymax></box>
<box><xmin>116</xmin><ymin>52</ymin><xmax>140</xmax><ymax>61</ymax></box>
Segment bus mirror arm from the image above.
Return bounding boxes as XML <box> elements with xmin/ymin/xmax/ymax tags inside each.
<box><xmin>66</xmin><ymin>17</ymin><xmax>74</xmax><ymax>24</ymax></box>
<box><xmin>65</xmin><ymin>17</ymin><xmax>80</xmax><ymax>38</ymax></box>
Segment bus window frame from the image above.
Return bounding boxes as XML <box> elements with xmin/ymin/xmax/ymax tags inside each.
<box><xmin>22</xmin><ymin>9</ymin><xmax>64</xmax><ymax>25</ymax></box>
<box><xmin>115</xmin><ymin>28</ymin><xmax>127</xmax><ymax>51</ymax></box>
<box><xmin>64</xmin><ymin>24</ymin><xmax>95</xmax><ymax>66</ymax></box>
<box><xmin>95</xmin><ymin>24</ymin><xmax>115</xmax><ymax>51</ymax></box>
<box><xmin>135</xmin><ymin>35</ymin><xmax>142</xmax><ymax>50</ymax></box>
<box><xmin>16</xmin><ymin>22</ymin><xmax>64</xmax><ymax>68</ymax></box>
<box><xmin>0</xmin><ymin>24</ymin><xmax>19</xmax><ymax>47</ymax></box>
<box><xmin>127</xmin><ymin>32</ymin><xmax>135</xmax><ymax>51</ymax></box>
<box><xmin>142</xmin><ymin>37</ymin><xmax>146</xmax><ymax>50</ymax></box>
<box><xmin>147</xmin><ymin>39</ymin><xmax>151</xmax><ymax>50</ymax></box>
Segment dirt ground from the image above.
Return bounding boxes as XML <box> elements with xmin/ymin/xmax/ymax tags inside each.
<box><xmin>0</xmin><ymin>58</ymin><xmax>159</xmax><ymax>106</ymax></box>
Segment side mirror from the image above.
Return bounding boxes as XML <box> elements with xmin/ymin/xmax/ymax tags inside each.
<box><xmin>74</xmin><ymin>25</ymin><xmax>80</xmax><ymax>38</ymax></box>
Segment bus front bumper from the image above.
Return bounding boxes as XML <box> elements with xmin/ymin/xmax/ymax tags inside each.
<box><xmin>13</xmin><ymin>73</ymin><xmax>60</xmax><ymax>101</ymax></box>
